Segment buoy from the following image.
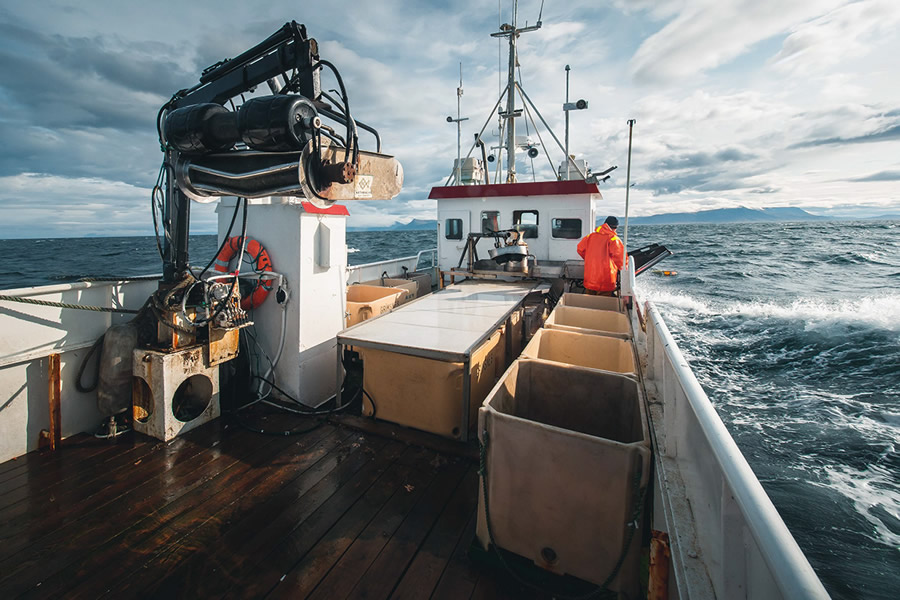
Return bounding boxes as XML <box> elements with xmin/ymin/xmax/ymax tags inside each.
<box><xmin>652</xmin><ymin>269</ymin><xmax>677</xmax><ymax>276</ymax></box>
<box><xmin>214</xmin><ymin>237</ymin><xmax>274</xmax><ymax>309</ymax></box>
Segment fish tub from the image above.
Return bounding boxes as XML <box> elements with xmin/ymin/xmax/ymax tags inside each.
<box><xmin>558</xmin><ymin>292</ymin><xmax>623</xmax><ymax>313</ymax></box>
<box><xmin>496</xmin><ymin>306</ymin><xmax>525</xmax><ymax>370</ymax></box>
<box><xmin>520</xmin><ymin>328</ymin><xmax>636</xmax><ymax>376</ymax></box>
<box><xmin>476</xmin><ymin>358</ymin><xmax>650</xmax><ymax>595</ymax></box>
<box><xmin>407</xmin><ymin>272</ymin><xmax>433</xmax><ymax>298</ymax></box>
<box><xmin>359</xmin><ymin>328</ymin><xmax>503</xmax><ymax>439</ymax></box>
<box><xmin>544</xmin><ymin>305</ymin><xmax>631</xmax><ymax>339</ymax></box>
<box><xmin>345</xmin><ymin>285</ymin><xmax>404</xmax><ymax>327</ymax></box>
<box><xmin>361</xmin><ymin>278</ymin><xmax>418</xmax><ymax>305</ymax></box>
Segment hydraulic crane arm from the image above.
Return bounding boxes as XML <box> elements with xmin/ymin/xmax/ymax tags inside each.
<box><xmin>156</xmin><ymin>21</ymin><xmax>403</xmax><ymax>283</ymax></box>
<box><xmin>171</xmin><ymin>21</ymin><xmax>320</xmax><ymax>109</ymax></box>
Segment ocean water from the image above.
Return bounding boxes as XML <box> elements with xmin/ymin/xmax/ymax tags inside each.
<box><xmin>1</xmin><ymin>222</ymin><xmax>897</xmax><ymax>598</ymax></box>
<box><xmin>628</xmin><ymin>221</ymin><xmax>900</xmax><ymax>600</ymax></box>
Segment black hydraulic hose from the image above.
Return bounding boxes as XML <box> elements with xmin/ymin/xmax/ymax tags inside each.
<box><xmin>196</xmin><ymin>197</ymin><xmax>244</xmax><ymax>279</ymax></box>
<box><xmin>319</xmin><ymin>96</ymin><xmax>381</xmax><ymax>154</ymax></box>
<box><xmin>312</xmin><ymin>60</ymin><xmax>356</xmax><ymax>164</ymax></box>
<box><xmin>74</xmin><ymin>334</ymin><xmax>105</xmax><ymax>393</ymax></box>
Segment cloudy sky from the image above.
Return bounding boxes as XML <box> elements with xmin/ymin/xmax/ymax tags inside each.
<box><xmin>1</xmin><ymin>0</ymin><xmax>898</xmax><ymax>237</ymax></box>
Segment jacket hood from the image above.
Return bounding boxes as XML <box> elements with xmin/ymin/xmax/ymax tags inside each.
<box><xmin>594</xmin><ymin>223</ymin><xmax>617</xmax><ymax>237</ymax></box>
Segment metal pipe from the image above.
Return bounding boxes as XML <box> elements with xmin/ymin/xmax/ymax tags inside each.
<box><xmin>188</xmin><ymin>162</ymin><xmax>297</xmax><ymax>181</ymax></box>
<box><xmin>443</xmin><ymin>85</ymin><xmax>509</xmax><ymax>186</ymax></box>
<box><xmin>565</xmin><ymin>64</ymin><xmax>570</xmax><ymax>180</ymax></box>
<box><xmin>623</xmin><ymin>119</ymin><xmax>635</xmax><ymax>258</ymax></box>
<box><xmin>504</xmin><ymin>1</ymin><xmax>518</xmax><ymax>183</ymax></box>
<box><xmin>515</xmin><ymin>85</ymin><xmax>556</xmax><ymax>181</ymax></box>
<box><xmin>318</xmin><ymin>103</ymin><xmax>382</xmax><ymax>153</ymax></box>
<box><xmin>457</xmin><ymin>63</ymin><xmax>463</xmax><ymax>186</ymax></box>
<box><xmin>517</xmin><ymin>84</ymin><xmax>585</xmax><ymax>178</ymax></box>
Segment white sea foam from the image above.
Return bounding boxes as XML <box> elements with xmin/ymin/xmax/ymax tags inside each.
<box><xmin>347</xmin><ymin>247</ymin><xmax>360</xmax><ymax>254</ymax></box>
<box><xmin>639</xmin><ymin>283</ymin><xmax>900</xmax><ymax>333</ymax></box>
<box><xmin>814</xmin><ymin>463</ymin><xmax>900</xmax><ymax>549</ymax></box>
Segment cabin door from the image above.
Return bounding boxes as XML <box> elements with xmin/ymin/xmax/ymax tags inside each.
<box><xmin>438</xmin><ymin>209</ymin><xmax>470</xmax><ymax>272</ymax></box>
<box><xmin>548</xmin><ymin>209</ymin><xmax>589</xmax><ymax>261</ymax></box>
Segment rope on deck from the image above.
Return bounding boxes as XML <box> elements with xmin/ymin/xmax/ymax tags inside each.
<box><xmin>0</xmin><ymin>294</ymin><xmax>140</xmax><ymax>314</ymax></box>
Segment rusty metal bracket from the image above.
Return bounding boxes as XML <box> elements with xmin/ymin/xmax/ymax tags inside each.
<box><xmin>39</xmin><ymin>354</ymin><xmax>62</xmax><ymax>451</ymax></box>
<box><xmin>649</xmin><ymin>530</ymin><xmax>671</xmax><ymax>600</ymax></box>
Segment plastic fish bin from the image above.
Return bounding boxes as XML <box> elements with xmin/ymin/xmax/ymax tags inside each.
<box><xmin>345</xmin><ymin>285</ymin><xmax>404</xmax><ymax>326</ymax></box>
<box><xmin>361</xmin><ymin>278</ymin><xmax>418</xmax><ymax>305</ymax></box>
<box><xmin>558</xmin><ymin>292</ymin><xmax>623</xmax><ymax>312</ymax></box>
<box><xmin>496</xmin><ymin>306</ymin><xmax>525</xmax><ymax>372</ymax></box>
<box><xmin>408</xmin><ymin>272</ymin><xmax>433</xmax><ymax>297</ymax></box>
<box><xmin>520</xmin><ymin>328</ymin><xmax>636</xmax><ymax>376</ymax></box>
<box><xmin>544</xmin><ymin>305</ymin><xmax>631</xmax><ymax>339</ymax></box>
<box><xmin>476</xmin><ymin>358</ymin><xmax>650</xmax><ymax>595</ymax></box>
<box><xmin>359</xmin><ymin>329</ymin><xmax>503</xmax><ymax>439</ymax></box>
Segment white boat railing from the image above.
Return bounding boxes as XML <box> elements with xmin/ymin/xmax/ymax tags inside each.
<box><xmin>644</xmin><ymin>302</ymin><xmax>829</xmax><ymax>599</ymax></box>
<box><xmin>345</xmin><ymin>249</ymin><xmax>438</xmax><ymax>285</ymax></box>
<box><xmin>0</xmin><ymin>278</ymin><xmax>156</xmax><ymax>462</ymax></box>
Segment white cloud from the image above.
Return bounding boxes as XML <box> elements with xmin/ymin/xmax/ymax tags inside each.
<box><xmin>0</xmin><ymin>0</ymin><xmax>897</xmax><ymax>239</ymax></box>
<box><xmin>771</xmin><ymin>0</ymin><xmax>900</xmax><ymax>74</ymax></box>
<box><xmin>629</xmin><ymin>0</ymin><xmax>846</xmax><ymax>83</ymax></box>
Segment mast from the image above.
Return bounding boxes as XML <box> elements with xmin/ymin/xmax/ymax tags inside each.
<box><xmin>504</xmin><ymin>3</ymin><xmax>518</xmax><ymax>183</ymax></box>
<box><xmin>491</xmin><ymin>0</ymin><xmax>541</xmax><ymax>184</ymax></box>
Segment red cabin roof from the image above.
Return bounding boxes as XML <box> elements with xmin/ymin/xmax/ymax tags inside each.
<box><xmin>428</xmin><ymin>180</ymin><xmax>600</xmax><ymax>199</ymax></box>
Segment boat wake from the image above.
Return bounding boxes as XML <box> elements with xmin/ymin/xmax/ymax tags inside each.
<box><xmin>640</xmin><ymin>286</ymin><xmax>900</xmax><ymax>334</ymax></box>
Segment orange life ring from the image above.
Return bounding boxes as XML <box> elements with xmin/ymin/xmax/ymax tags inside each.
<box><xmin>213</xmin><ymin>236</ymin><xmax>274</xmax><ymax>310</ymax></box>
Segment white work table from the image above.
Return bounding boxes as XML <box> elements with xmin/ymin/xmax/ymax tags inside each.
<box><xmin>335</xmin><ymin>280</ymin><xmax>539</xmax><ymax>441</ymax></box>
<box><xmin>337</xmin><ymin>280</ymin><xmax>538</xmax><ymax>362</ymax></box>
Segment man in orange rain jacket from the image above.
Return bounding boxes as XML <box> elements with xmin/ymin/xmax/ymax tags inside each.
<box><xmin>577</xmin><ymin>216</ymin><xmax>625</xmax><ymax>295</ymax></box>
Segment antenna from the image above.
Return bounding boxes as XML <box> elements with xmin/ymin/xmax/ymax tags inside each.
<box><xmin>446</xmin><ymin>63</ymin><xmax>469</xmax><ymax>185</ymax></box>
<box><xmin>491</xmin><ymin>0</ymin><xmax>541</xmax><ymax>183</ymax></box>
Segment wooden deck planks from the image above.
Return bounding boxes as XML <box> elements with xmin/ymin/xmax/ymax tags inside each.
<box><xmin>0</xmin><ymin>413</ymin><xmax>530</xmax><ymax>600</ymax></box>
<box><xmin>342</xmin><ymin>460</ymin><xmax>470</xmax><ymax>600</ymax></box>
<box><xmin>0</xmin><ymin>423</ymin><xmax>269</xmax><ymax>596</ymax></box>
<box><xmin>142</xmin><ymin>430</ymin><xmax>391</xmax><ymax>599</ymax></box>
<box><xmin>26</xmin><ymin>424</ymin><xmax>345</xmax><ymax>600</ymax></box>
<box><xmin>390</xmin><ymin>467</ymin><xmax>480</xmax><ymax>600</ymax></box>
<box><xmin>219</xmin><ymin>439</ymin><xmax>409</xmax><ymax>599</ymax></box>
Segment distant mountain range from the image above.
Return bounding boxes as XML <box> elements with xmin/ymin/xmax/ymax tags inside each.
<box><xmin>348</xmin><ymin>218</ymin><xmax>437</xmax><ymax>232</ymax></box>
<box><xmin>627</xmin><ymin>206</ymin><xmax>830</xmax><ymax>225</ymax></box>
<box><xmin>346</xmin><ymin>207</ymin><xmax>899</xmax><ymax>232</ymax></box>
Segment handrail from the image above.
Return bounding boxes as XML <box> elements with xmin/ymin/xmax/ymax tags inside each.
<box><xmin>645</xmin><ymin>302</ymin><xmax>829</xmax><ymax>599</ymax></box>
<box><xmin>346</xmin><ymin>254</ymin><xmax>419</xmax><ymax>272</ymax></box>
<box><xmin>414</xmin><ymin>248</ymin><xmax>437</xmax><ymax>270</ymax></box>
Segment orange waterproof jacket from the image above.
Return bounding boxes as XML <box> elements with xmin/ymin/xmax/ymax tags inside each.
<box><xmin>577</xmin><ymin>224</ymin><xmax>625</xmax><ymax>292</ymax></box>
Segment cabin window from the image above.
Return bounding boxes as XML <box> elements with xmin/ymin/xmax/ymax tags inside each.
<box><xmin>552</xmin><ymin>218</ymin><xmax>582</xmax><ymax>239</ymax></box>
<box><xmin>513</xmin><ymin>210</ymin><xmax>539</xmax><ymax>238</ymax></box>
<box><xmin>481</xmin><ymin>211</ymin><xmax>500</xmax><ymax>234</ymax></box>
<box><xmin>445</xmin><ymin>218</ymin><xmax>463</xmax><ymax>240</ymax></box>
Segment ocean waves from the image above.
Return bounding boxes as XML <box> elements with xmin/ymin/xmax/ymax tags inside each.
<box><xmin>629</xmin><ymin>221</ymin><xmax>900</xmax><ymax>598</ymax></box>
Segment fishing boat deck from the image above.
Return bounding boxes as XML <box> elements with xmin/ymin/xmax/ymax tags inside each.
<box><xmin>0</xmin><ymin>413</ymin><xmax>553</xmax><ymax>599</ymax></box>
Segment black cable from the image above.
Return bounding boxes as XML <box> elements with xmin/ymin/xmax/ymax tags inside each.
<box><xmin>151</xmin><ymin>161</ymin><xmax>166</xmax><ymax>262</ymax></box>
<box><xmin>185</xmin><ymin>197</ymin><xmax>248</xmax><ymax>328</ymax></box>
<box><xmin>363</xmin><ymin>388</ymin><xmax>376</xmax><ymax>419</ymax></box>
<box><xmin>311</xmin><ymin>60</ymin><xmax>357</xmax><ymax>165</ymax></box>
<box><xmin>232</xmin><ymin>413</ymin><xmax>325</xmax><ymax>436</ymax></box>
<box><xmin>248</xmin><ymin>375</ymin><xmax>360</xmax><ymax>415</ymax></box>
<box><xmin>75</xmin><ymin>335</ymin><xmax>105</xmax><ymax>393</ymax></box>
<box><xmin>195</xmin><ymin>197</ymin><xmax>244</xmax><ymax>280</ymax></box>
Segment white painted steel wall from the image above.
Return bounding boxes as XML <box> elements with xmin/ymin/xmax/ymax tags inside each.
<box><xmin>640</xmin><ymin>300</ymin><xmax>829</xmax><ymax>599</ymax></box>
<box><xmin>436</xmin><ymin>193</ymin><xmax>601</xmax><ymax>272</ymax></box>
<box><xmin>218</xmin><ymin>198</ymin><xmax>347</xmax><ymax>407</ymax></box>
<box><xmin>0</xmin><ymin>279</ymin><xmax>155</xmax><ymax>463</ymax></box>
